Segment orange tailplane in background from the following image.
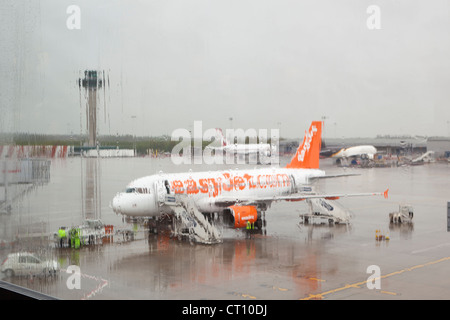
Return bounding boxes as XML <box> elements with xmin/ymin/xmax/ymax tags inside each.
<box><xmin>286</xmin><ymin>121</ymin><xmax>322</xmax><ymax>169</ymax></box>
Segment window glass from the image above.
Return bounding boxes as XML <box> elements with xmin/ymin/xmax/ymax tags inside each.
<box><xmin>0</xmin><ymin>0</ymin><xmax>448</xmax><ymax>303</ymax></box>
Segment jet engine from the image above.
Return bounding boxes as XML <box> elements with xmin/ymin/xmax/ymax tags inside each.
<box><xmin>224</xmin><ymin>205</ymin><xmax>258</xmax><ymax>229</ymax></box>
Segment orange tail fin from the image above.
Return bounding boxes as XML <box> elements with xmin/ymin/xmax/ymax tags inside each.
<box><xmin>286</xmin><ymin>121</ymin><xmax>322</xmax><ymax>169</ymax></box>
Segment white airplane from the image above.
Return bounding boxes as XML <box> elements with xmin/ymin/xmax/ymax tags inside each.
<box><xmin>330</xmin><ymin>145</ymin><xmax>378</xmax><ymax>161</ymax></box>
<box><xmin>205</xmin><ymin>128</ymin><xmax>276</xmax><ymax>157</ymax></box>
<box><xmin>111</xmin><ymin>121</ymin><xmax>388</xmax><ymax>230</ymax></box>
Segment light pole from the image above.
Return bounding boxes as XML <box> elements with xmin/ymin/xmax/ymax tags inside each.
<box><xmin>321</xmin><ymin>116</ymin><xmax>328</xmax><ymax>139</ymax></box>
<box><xmin>131</xmin><ymin>115</ymin><xmax>137</xmax><ymax>156</ymax></box>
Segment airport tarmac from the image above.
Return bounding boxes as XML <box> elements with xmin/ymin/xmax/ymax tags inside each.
<box><xmin>1</xmin><ymin>156</ymin><xmax>450</xmax><ymax>300</ymax></box>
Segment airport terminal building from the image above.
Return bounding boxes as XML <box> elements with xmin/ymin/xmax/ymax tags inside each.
<box><xmin>280</xmin><ymin>136</ymin><xmax>450</xmax><ymax>160</ymax></box>
<box><xmin>426</xmin><ymin>137</ymin><xmax>450</xmax><ymax>158</ymax></box>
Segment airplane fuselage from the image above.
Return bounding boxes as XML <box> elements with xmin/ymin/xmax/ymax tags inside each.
<box><xmin>111</xmin><ymin>167</ymin><xmax>325</xmax><ymax>217</ymax></box>
<box><xmin>331</xmin><ymin>145</ymin><xmax>377</xmax><ymax>160</ymax></box>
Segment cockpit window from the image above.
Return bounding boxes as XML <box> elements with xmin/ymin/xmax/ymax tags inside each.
<box><xmin>125</xmin><ymin>188</ymin><xmax>136</xmax><ymax>193</ymax></box>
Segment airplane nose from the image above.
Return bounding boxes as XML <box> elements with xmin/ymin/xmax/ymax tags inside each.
<box><xmin>110</xmin><ymin>191</ymin><xmax>156</xmax><ymax>217</ymax></box>
<box><xmin>111</xmin><ymin>193</ymin><xmax>122</xmax><ymax>214</ymax></box>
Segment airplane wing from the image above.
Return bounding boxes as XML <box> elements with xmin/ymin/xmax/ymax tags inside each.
<box><xmin>310</xmin><ymin>173</ymin><xmax>360</xmax><ymax>180</ymax></box>
<box><xmin>211</xmin><ymin>189</ymin><xmax>389</xmax><ymax>207</ymax></box>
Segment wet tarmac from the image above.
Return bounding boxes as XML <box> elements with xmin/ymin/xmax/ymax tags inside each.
<box><xmin>1</xmin><ymin>156</ymin><xmax>450</xmax><ymax>300</ymax></box>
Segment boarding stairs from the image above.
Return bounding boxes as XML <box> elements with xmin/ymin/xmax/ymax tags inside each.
<box><xmin>165</xmin><ymin>194</ymin><xmax>222</xmax><ymax>244</ymax></box>
<box><xmin>299</xmin><ymin>198</ymin><xmax>352</xmax><ymax>225</ymax></box>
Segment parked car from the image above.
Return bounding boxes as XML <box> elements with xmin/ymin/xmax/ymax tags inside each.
<box><xmin>1</xmin><ymin>252</ymin><xmax>60</xmax><ymax>277</ymax></box>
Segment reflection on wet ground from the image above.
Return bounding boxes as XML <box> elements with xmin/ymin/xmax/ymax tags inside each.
<box><xmin>1</xmin><ymin>157</ymin><xmax>450</xmax><ymax>299</ymax></box>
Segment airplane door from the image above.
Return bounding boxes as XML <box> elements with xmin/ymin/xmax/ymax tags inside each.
<box><xmin>164</xmin><ymin>180</ymin><xmax>171</xmax><ymax>194</ymax></box>
<box><xmin>155</xmin><ymin>180</ymin><xmax>166</xmax><ymax>205</ymax></box>
<box><xmin>289</xmin><ymin>174</ymin><xmax>297</xmax><ymax>193</ymax></box>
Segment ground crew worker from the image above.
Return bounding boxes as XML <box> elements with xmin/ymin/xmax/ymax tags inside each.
<box><xmin>70</xmin><ymin>228</ymin><xmax>78</xmax><ymax>248</ymax></box>
<box><xmin>246</xmin><ymin>220</ymin><xmax>253</xmax><ymax>239</ymax></box>
<box><xmin>70</xmin><ymin>228</ymin><xmax>74</xmax><ymax>248</ymax></box>
<box><xmin>74</xmin><ymin>228</ymin><xmax>81</xmax><ymax>249</ymax></box>
<box><xmin>58</xmin><ymin>227</ymin><xmax>66</xmax><ymax>248</ymax></box>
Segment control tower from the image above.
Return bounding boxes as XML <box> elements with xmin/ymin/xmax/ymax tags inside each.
<box><xmin>79</xmin><ymin>70</ymin><xmax>103</xmax><ymax>147</ymax></box>
<box><xmin>78</xmin><ymin>70</ymin><xmax>104</xmax><ymax>220</ymax></box>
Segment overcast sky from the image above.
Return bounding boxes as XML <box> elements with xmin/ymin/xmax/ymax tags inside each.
<box><xmin>1</xmin><ymin>0</ymin><xmax>449</xmax><ymax>139</ymax></box>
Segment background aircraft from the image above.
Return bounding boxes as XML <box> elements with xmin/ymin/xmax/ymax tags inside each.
<box><xmin>205</xmin><ymin>128</ymin><xmax>276</xmax><ymax>157</ymax></box>
<box><xmin>321</xmin><ymin>145</ymin><xmax>378</xmax><ymax>165</ymax></box>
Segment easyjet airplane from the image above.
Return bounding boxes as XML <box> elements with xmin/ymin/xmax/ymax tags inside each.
<box><xmin>204</xmin><ymin>128</ymin><xmax>276</xmax><ymax>157</ymax></box>
<box><xmin>111</xmin><ymin>121</ymin><xmax>388</xmax><ymax>229</ymax></box>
